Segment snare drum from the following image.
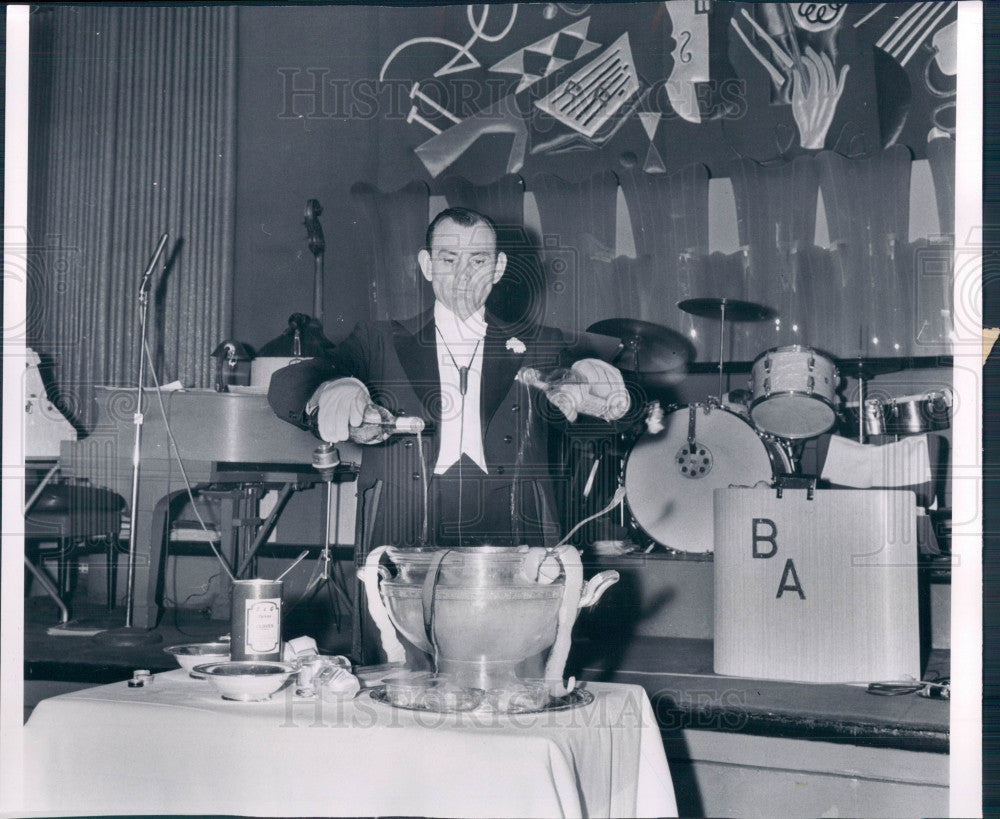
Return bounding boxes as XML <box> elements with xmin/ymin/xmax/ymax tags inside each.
<box><xmin>624</xmin><ymin>404</ymin><xmax>791</xmax><ymax>553</ymax></box>
<box><xmin>886</xmin><ymin>390</ymin><xmax>952</xmax><ymax>435</ymax></box>
<box><xmin>749</xmin><ymin>345</ymin><xmax>838</xmax><ymax>439</ymax></box>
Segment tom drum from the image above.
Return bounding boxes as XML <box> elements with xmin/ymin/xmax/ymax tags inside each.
<box><xmin>624</xmin><ymin>404</ymin><xmax>791</xmax><ymax>553</ymax></box>
<box><xmin>749</xmin><ymin>346</ymin><xmax>839</xmax><ymax>439</ymax></box>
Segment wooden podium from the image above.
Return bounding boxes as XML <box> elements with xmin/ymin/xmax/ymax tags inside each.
<box><xmin>713</xmin><ymin>488</ymin><xmax>920</xmax><ymax>683</ymax></box>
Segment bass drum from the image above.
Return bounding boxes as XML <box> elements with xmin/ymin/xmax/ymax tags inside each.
<box><xmin>625</xmin><ymin>404</ymin><xmax>791</xmax><ymax>553</ymax></box>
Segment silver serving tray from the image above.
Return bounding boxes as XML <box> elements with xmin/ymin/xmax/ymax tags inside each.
<box><xmin>369</xmin><ymin>685</ymin><xmax>594</xmax><ymax>714</ymax></box>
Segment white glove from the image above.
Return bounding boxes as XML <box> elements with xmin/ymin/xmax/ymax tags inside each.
<box><xmin>309</xmin><ymin>377</ymin><xmax>371</xmax><ymax>443</ymax></box>
<box><xmin>546</xmin><ymin>358</ymin><xmax>630</xmax><ymax>422</ymax></box>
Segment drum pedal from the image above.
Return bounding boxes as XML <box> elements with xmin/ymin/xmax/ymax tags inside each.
<box><xmin>773</xmin><ymin>473</ymin><xmax>818</xmax><ymax>500</ymax></box>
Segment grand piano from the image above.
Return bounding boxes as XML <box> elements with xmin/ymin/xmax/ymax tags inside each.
<box><xmin>58</xmin><ymin>386</ymin><xmax>359</xmax><ymax>629</ymax></box>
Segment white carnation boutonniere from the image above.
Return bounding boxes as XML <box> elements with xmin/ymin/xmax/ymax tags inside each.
<box><xmin>505</xmin><ymin>337</ymin><xmax>526</xmax><ymax>354</ymax></box>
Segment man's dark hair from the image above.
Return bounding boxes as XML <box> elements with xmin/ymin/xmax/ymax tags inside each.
<box><xmin>425</xmin><ymin>207</ymin><xmax>499</xmax><ymax>252</ymax></box>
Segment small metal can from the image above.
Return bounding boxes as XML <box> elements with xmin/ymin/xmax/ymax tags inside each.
<box><xmin>230</xmin><ymin>579</ymin><xmax>283</xmax><ymax>661</ymax></box>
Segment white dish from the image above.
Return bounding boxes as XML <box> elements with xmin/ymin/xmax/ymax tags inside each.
<box><xmin>193</xmin><ymin>660</ymin><xmax>296</xmax><ymax>701</ymax></box>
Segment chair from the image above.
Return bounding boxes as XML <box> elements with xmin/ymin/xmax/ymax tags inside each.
<box><xmin>25</xmin><ymin>483</ymin><xmax>126</xmax><ymax>615</ymax></box>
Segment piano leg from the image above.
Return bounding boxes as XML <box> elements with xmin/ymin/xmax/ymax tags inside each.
<box><xmin>130</xmin><ymin>482</ymin><xmax>187</xmax><ymax>630</ymax></box>
<box><xmin>107</xmin><ymin>533</ymin><xmax>119</xmax><ymax>612</ymax></box>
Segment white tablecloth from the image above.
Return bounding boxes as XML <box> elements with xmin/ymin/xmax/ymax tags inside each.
<box><xmin>21</xmin><ymin>670</ymin><xmax>677</xmax><ymax>818</ymax></box>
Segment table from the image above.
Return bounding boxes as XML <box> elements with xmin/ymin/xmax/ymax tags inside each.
<box><xmin>21</xmin><ymin>670</ymin><xmax>677</xmax><ymax>818</ymax></box>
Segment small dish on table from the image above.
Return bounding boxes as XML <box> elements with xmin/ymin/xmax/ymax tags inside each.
<box><xmin>193</xmin><ymin>660</ymin><xmax>297</xmax><ymax>701</ymax></box>
<box><xmin>163</xmin><ymin>642</ymin><xmax>231</xmax><ymax>678</ymax></box>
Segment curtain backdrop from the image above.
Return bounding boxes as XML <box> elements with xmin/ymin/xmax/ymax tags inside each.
<box><xmin>28</xmin><ymin>5</ymin><xmax>237</xmax><ymax>432</ymax></box>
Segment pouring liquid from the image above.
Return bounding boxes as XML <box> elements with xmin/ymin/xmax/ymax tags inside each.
<box><xmin>513</xmin><ymin>365</ymin><xmax>581</xmax><ymax>547</ymax></box>
<box><xmin>416</xmin><ymin>428</ymin><xmax>429</xmax><ymax>545</ymax></box>
<box><xmin>510</xmin><ymin>379</ymin><xmax>535</xmax><ymax>546</ymax></box>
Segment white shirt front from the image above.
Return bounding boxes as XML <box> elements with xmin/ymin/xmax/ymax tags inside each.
<box><xmin>433</xmin><ymin>301</ymin><xmax>488</xmax><ymax>475</ymax></box>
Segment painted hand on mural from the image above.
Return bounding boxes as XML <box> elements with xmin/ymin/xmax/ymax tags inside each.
<box><xmin>789</xmin><ymin>46</ymin><xmax>849</xmax><ymax>150</ymax></box>
<box><xmin>730</xmin><ymin>9</ymin><xmax>848</xmax><ymax>151</ymax></box>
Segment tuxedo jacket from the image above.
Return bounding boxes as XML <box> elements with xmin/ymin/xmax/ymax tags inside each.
<box><xmin>268</xmin><ymin>309</ymin><xmax>572</xmax><ymax>548</ymax></box>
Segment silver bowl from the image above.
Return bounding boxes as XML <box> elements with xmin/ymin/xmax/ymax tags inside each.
<box><xmin>164</xmin><ymin>642</ymin><xmax>231</xmax><ymax>677</ymax></box>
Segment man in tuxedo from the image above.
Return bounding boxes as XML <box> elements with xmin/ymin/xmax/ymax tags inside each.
<box><xmin>268</xmin><ymin>207</ymin><xmax>628</xmax><ymax>548</ymax></box>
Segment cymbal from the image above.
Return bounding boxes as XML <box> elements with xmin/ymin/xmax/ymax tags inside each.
<box><xmin>587</xmin><ymin>318</ymin><xmax>692</xmax><ymax>375</ymax></box>
<box><xmin>631</xmin><ymin>369</ymin><xmax>687</xmax><ymax>387</ymax></box>
<box><xmin>677</xmin><ymin>297</ymin><xmax>775</xmax><ymax>322</ymax></box>
<box><xmin>562</xmin><ymin>330</ymin><xmax>626</xmax><ymax>365</ymax></box>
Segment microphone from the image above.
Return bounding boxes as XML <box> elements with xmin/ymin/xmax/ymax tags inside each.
<box><xmin>139</xmin><ymin>233</ymin><xmax>169</xmax><ymax>292</ymax></box>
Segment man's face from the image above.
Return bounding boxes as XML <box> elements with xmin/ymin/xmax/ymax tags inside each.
<box><xmin>418</xmin><ymin>218</ymin><xmax>507</xmax><ymax>320</ymax></box>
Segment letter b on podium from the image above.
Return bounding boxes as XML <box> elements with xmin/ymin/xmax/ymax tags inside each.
<box><xmin>751</xmin><ymin>518</ymin><xmax>777</xmax><ymax>558</ymax></box>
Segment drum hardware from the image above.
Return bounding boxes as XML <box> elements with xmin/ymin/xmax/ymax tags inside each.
<box><xmin>774</xmin><ymin>436</ymin><xmax>800</xmax><ymax>474</ymax></box>
<box><xmin>679</xmin><ymin>404</ymin><xmax>714</xmax><ymax>479</ymax></box>
<box><xmin>571</xmin><ymin>430</ymin><xmax>639</xmax><ymax>552</ymax></box>
<box><xmin>677</xmin><ymin>298</ymin><xmax>775</xmax><ymax>400</ymax></box>
<box><xmin>834</xmin><ymin>358</ymin><xmax>903</xmax><ymax>444</ymax></box>
<box><xmin>772</xmin><ymin>473</ymin><xmax>817</xmax><ymax>500</ymax></box>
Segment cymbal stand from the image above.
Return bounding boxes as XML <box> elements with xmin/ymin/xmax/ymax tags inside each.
<box><xmin>717</xmin><ymin>301</ymin><xmax>727</xmax><ymax>400</ymax></box>
<box><xmin>856</xmin><ymin>372</ymin><xmax>867</xmax><ymax>444</ymax></box>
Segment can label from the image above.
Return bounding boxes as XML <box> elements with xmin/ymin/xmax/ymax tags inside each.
<box><xmin>243</xmin><ymin>597</ymin><xmax>281</xmax><ymax>654</ymax></box>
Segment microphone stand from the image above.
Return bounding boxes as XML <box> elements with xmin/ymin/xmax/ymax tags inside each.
<box><xmin>96</xmin><ymin>234</ymin><xmax>168</xmax><ymax>645</ymax></box>
<box><xmin>123</xmin><ymin>272</ymin><xmax>152</xmax><ymax>627</ymax></box>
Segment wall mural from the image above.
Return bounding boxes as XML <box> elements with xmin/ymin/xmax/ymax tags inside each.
<box><xmin>365</xmin><ymin>2</ymin><xmax>957</xmax><ymax>363</ymax></box>
<box><xmin>376</xmin><ymin>2</ymin><xmax>955</xmax><ymax>182</ymax></box>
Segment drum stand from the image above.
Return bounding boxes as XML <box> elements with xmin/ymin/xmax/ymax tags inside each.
<box><xmin>677</xmin><ymin>297</ymin><xmax>775</xmax><ymax>401</ymax></box>
<box><xmin>778</xmin><ymin>438</ymin><xmax>803</xmax><ymax>474</ymax></box>
<box><xmin>576</xmin><ymin>432</ymin><xmax>635</xmax><ymax>549</ymax></box>
<box><xmin>836</xmin><ymin>359</ymin><xmax>901</xmax><ymax>445</ymax></box>
<box><xmin>856</xmin><ymin>372</ymin><xmax>869</xmax><ymax>444</ymax></box>
<box><xmin>583</xmin><ymin>318</ymin><xmax>695</xmax><ymax>552</ymax></box>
